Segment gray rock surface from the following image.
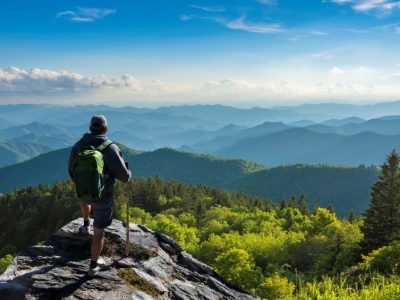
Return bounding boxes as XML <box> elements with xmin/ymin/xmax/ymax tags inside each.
<box><xmin>0</xmin><ymin>218</ymin><xmax>258</xmax><ymax>300</ymax></box>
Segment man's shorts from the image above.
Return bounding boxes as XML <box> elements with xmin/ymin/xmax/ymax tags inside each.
<box><xmin>81</xmin><ymin>196</ymin><xmax>114</xmax><ymax>229</ymax></box>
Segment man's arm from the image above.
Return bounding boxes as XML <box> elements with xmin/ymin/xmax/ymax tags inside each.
<box><xmin>105</xmin><ymin>144</ymin><xmax>131</xmax><ymax>182</ymax></box>
<box><xmin>68</xmin><ymin>143</ymin><xmax>79</xmax><ymax>180</ymax></box>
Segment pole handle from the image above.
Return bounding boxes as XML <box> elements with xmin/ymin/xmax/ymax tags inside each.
<box><xmin>125</xmin><ymin>182</ymin><xmax>130</xmax><ymax>257</ymax></box>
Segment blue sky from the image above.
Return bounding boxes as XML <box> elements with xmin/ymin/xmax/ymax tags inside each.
<box><xmin>1</xmin><ymin>0</ymin><xmax>400</xmax><ymax>106</ymax></box>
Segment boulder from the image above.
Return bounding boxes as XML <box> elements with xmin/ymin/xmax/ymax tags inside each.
<box><xmin>0</xmin><ymin>218</ymin><xmax>258</xmax><ymax>300</ymax></box>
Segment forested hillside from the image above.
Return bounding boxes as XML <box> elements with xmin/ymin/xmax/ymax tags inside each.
<box><xmin>227</xmin><ymin>164</ymin><xmax>379</xmax><ymax>216</ymax></box>
<box><xmin>2</xmin><ymin>164</ymin><xmax>400</xmax><ymax>299</ymax></box>
<box><xmin>0</xmin><ymin>146</ymin><xmax>379</xmax><ymax>215</ymax></box>
<box><xmin>0</xmin><ymin>140</ymin><xmax>51</xmax><ymax>168</ymax></box>
<box><xmin>0</xmin><ymin>147</ymin><xmax>264</xmax><ymax>192</ymax></box>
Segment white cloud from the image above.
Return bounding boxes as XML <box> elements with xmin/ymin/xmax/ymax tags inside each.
<box><xmin>330</xmin><ymin>0</ymin><xmax>353</xmax><ymax>3</ymax></box>
<box><xmin>378</xmin><ymin>22</ymin><xmax>400</xmax><ymax>33</ymax></box>
<box><xmin>340</xmin><ymin>22</ymin><xmax>400</xmax><ymax>35</ymax></box>
<box><xmin>224</xmin><ymin>17</ymin><xmax>284</xmax><ymax>33</ymax></box>
<box><xmin>310</xmin><ymin>30</ymin><xmax>329</xmax><ymax>36</ymax></box>
<box><xmin>189</xmin><ymin>5</ymin><xmax>226</xmax><ymax>12</ymax></box>
<box><xmin>1</xmin><ymin>66</ymin><xmax>400</xmax><ymax>105</ymax></box>
<box><xmin>330</xmin><ymin>0</ymin><xmax>400</xmax><ymax>15</ymax></box>
<box><xmin>56</xmin><ymin>7</ymin><xmax>116</xmax><ymax>23</ymax></box>
<box><xmin>182</xmin><ymin>15</ymin><xmax>285</xmax><ymax>34</ymax></box>
<box><xmin>180</xmin><ymin>15</ymin><xmax>194</xmax><ymax>21</ymax></box>
<box><xmin>356</xmin><ymin>66</ymin><xmax>371</xmax><ymax>73</ymax></box>
<box><xmin>200</xmin><ymin>78</ymin><xmax>398</xmax><ymax>102</ymax></box>
<box><xmin>287</xmin><ymin>30</ymin><xmax>328</xmax><ymax>42</ymax></box>
<box><xmin>312</xmin><ymin>51</ymin><xmax>335</xmax><ymax>60</ymax></box>
<box><xmin>341</xmin><ymin>27</ymin><xmax>372</xmax><ymax>33</ymax></box>
<box><xmin>354</xmin><ymin>0</ymin><xmax>400</xmax><ymax>12</ymax></box>
<box><xmin>287</xmin><ymin>34</ymin><xmax>307</xmax><ymax>42</ymax></box>
<box><xmin>0</xmin><ymin>67</ymin><xmax>166</xmax><ymax>95</ymax></box>
<box><xmin>331</xmin><ymin>66</ymin><xmax>345</xmax><ymax>76</ymax></box>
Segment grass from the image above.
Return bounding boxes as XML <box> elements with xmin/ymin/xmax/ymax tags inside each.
<box><xmin>117</xmin><ymin>268</ymin><xmax>159</xmax><ymax>297</ymax></box>
<box><xmin>292</xmin><ymin>275</ymin><xmax>400</xmax><ymax>300</ymax></box>
<box><xmin>102</xmin><ymin>234</ymin><xmax>156</xmax><ymax>260</ymax></box>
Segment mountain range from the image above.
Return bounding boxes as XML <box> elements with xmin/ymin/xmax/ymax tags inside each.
<box><xmin>0</xmin><ymin>145</ymin><xmax>379</xmax><ymax>217</ymax></box>
<box><xmin>2</xmin><ymin>104</ymin><xmax>400</xmax><ymax>167</ymax></box>
<box><xmin>216</xmin><ymin>128</ymin><xmax>400</xmax><ymax>166</ymax></box>
<box><xmin>1</xmin><ymin>102</ymin><xmax>397</xmax><ymax>216</ymax></box>
<box><xmin>0</xmin><ymin>139</ymin><xmax>51</xmax><ymax>168</ymax></box>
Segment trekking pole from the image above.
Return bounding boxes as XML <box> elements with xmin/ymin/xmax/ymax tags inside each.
<box><xmin>125</xmin><ymin>162</ymin><xmax>130</xmax><ymax>257</ymax></box>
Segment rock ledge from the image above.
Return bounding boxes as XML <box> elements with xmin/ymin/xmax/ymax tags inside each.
<box><xmin>0</xmin><ymin>218</ymin><xmax>257</xmax><ymax>300</ymax></box>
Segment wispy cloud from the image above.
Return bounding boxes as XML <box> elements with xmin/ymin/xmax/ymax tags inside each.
<box><xmin>180</xmin><ymin>15</ymin><xmax>194</xmax><ymax>22</ymax></box>
<box><xmin>201</xmin><ymin>78</ymin><xmax>394</xmax><ymax>102</ymax></box>
<box><xmin>340</xmin><ymin>22</ymin><xmax>400</xmax><ymax>35</ymax></box>
<box><xmin>222</xmin><ymin>17</ymin><xmax>284</xmax><ymax>34</ymax></box>
<box><xmin>287</xmin><ymin>30</ymin><xmax>328</xmax><ymax>42</ymax></box>
<box><xmin>331</xmin><ymin>66</ymin><xmax>345</xmax><ymax>76</ymax></box>
<box><xmin>287</xmin><ymin>34</ymin><xmax>307</xmax><ymax>42</ymax></box>
<box><xmin>377</xmin><ymin>22</ymin><xmax>400</xmax><ymax>33</ymax></box>
<box><xmin>180</xmin><ymin>15</ymin><xmax>284</xmax><ymax>34</ymax></box>
<box><xmin>189</xmin><ymin>5</ymin><xmax>226</xmax><ymax>13</ymax></box>
<box><xmin>341</xmin><ymin>27</ymin><xmax>372</xmax><ymax>34</ymax></box>
<box><xmin>312</xmin><ymin>51</ymin><xmax>335</xmax><ymax>60</ymax></box>
<box><xmin>309</xmin><ymin>30</ymin><xmax>329</xmax><ymax>36</ymax></box>
<box><xmin>56</xmin><ymin>7</ymin><xmax>116</xmax><ymax>23</ymax></box>
<box><xmin>353</xmin><ymin>0</ymin><xmax>400</xmax><ymax>13</ymax></box>
<box><xmin>330</xmin><ymin>0</ymin><xmax>400</xmax><ymax>15</ymax></box>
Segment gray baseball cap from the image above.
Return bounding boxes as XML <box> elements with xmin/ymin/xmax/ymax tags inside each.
<box><xmin>90</xmin><ymin>115</ymin><xmax>108</xmax><ymax>130</ymax></box>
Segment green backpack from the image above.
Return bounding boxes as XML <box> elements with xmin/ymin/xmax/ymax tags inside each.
<box><xmin>72</xmin><ymin>139</ymin><xmax>113</xmax><ymax>201</ymax></box>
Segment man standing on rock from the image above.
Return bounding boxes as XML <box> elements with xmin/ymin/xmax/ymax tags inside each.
<box><xmin>68</xmin><ymin>115</ymin><xmax>131</xmax><ymax>276</ymax></box>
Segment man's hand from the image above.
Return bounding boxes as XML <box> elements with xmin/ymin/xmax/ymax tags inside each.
<box><xmin>124</xmin><ymin>162</ymin><xmax>132</xmax><ymax>181</ymax></box>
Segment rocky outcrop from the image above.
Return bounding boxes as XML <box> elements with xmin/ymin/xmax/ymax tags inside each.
<box><xmin>0</xmin><ymin>218</ymin><xmax>258</xmax><ymax>300</ymax></box>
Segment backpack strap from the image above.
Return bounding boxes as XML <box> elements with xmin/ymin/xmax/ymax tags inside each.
<box><xmin>96</xmin><ymin>139</ymin><xmax>113</xmax><ymax>152</ymax></box>
<box><xmin>79</xmin><ymin>139</ymin><xmax>91</xmax><ymax>151</ymax></box>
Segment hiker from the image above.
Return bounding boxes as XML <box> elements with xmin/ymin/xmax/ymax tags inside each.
<box><xmin>68</xmin><ymin>115</ymin><xmax>131</xmax><ymax>276</ymax></box>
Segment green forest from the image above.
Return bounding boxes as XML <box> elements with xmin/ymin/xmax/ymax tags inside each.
<box><xmin>0</xmin><ymin>145</ymin><xmax>379</xmax><ymax>216</ymax></box>
<box><xmin>2</xmin><ymin>152</ymin><xmax>400</xmax><ymax>299</ymax></box>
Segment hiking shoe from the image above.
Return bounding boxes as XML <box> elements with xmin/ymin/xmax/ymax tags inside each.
<box><xmin>87</xmin><ymin>258</ymin><xmax>106</xmax><ymax>277</ymax></box>
<box><xmin>78</xmin><ymin>225</ymin><xmax>90</xmax><ymax>235</ymax></box>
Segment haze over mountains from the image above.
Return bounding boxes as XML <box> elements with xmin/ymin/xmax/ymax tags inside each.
<box><xmin>2</xmin><ymin>101</ymin><xmax>399</xmax><ymax>216</ymax></box>
<box><xmin>1</xmin><ymin>102</ymin><xmax>400</xmax><ymax>167</ymax></box>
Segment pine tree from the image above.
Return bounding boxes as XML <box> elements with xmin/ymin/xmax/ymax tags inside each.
<box><xmin>347</xmin><ymin>210</ymin><xmax>356</xmax><ymax>224</ymax></box>
<box><xmin>280</xmin><ymin>199</ymin><xmax>287</xmax><ymax>210</ymax></box>
<box><xmin>298</xmin><ymin>193</ymin><xmax>309</xmax><ymax>215</ymax></box>
<box><xmin>288</xmin><ymin>195</ymin><xmax>297</xmax><ymax>208</ymax></box>
<box><xmin>312</xmin><ymin>205</ymin><xmax>320</xmax><ymax>214</ymax></box>
<box><xmin>361</xmin><ymin>150</ymin><xmax>400</xmax><ymax>253</ymax></box>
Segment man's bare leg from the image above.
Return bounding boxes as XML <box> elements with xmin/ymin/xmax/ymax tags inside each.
<box><xmin>91</xmin><ymin>227</ymin><xmax>105</xmax><ymax>262</ymax></box>
<box><xmin>81</xmin><ymin>202</ymin><xmax>91</xmax><ymax>222</ymax></box>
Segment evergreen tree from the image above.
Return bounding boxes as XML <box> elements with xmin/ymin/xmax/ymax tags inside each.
<box><xmin>327</xmin><ymin>204</ymin><xmax>335</xmax><ymax>214</ymax></box>
<box><xmin>280</xmin><ymin>199</ymin><xmax>287</xmax><ymax>210</ymax></box>
<box><xmin>298</xmin><ymin>193</ymin><xmax>309</xmax><ymax>215</ymax></box>
<box><xmin>362</xmin><ymin>150</ymin><xmax>400</xmax><ymax>253</ymax></box>
<box><xmin>312</xmin><ymin>205</ymin><xmax>320</xmax><ymax>214</ymax></box>
<box><xmin>347</xmin><ymin>210</ymin><xmax>356</xmax><ymax>224</ymax></box>
<box><xmin>288</xmin><ymin>195</ymin><xmax>297</xmax><ymax>208</ymax></box>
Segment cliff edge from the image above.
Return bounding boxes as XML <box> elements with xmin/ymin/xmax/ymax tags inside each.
<box><xmin>0</xmin><ymin>218</ymin><xmax>257</xmax><ymax>300</ymax></box>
